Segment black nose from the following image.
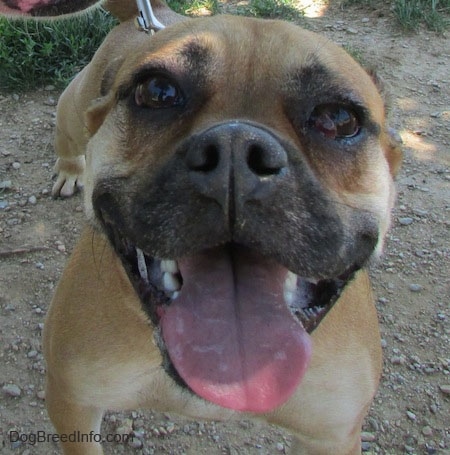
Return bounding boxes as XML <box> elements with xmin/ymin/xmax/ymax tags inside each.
<box><xmin>185</xmin><ymin>122</ymin><xmax>289</xmax><ymax>211</ymax></box>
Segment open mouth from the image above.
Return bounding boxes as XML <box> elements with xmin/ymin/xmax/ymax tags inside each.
<box><xmin>106</xmin><ymin>224</ymin><xmax>358</xmax><ymax>413</ymax></box>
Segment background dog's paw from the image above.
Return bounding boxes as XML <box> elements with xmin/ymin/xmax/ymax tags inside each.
<box><xmin>52</xmin><ymin>156</ymin><xmax>86</xmax><ymax>198</ymax></box>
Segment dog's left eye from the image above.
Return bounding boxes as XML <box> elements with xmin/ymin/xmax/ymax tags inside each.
<box><xmin>135</xmin><ymin>76</ymin><xmax>184</xmax><ymax>108</ymax></box>
<box><xmin>308</xmin><ymin>104</ymin><xmax>360</xmax><ymax>140</ymax></box>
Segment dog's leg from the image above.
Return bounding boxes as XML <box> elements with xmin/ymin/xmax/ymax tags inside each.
<box><xmin>51</xmin><ymin>70</ymin><xmax>88</xmax><ymax>198</ymax></box>
<box><xmin>46</xmin><ymin>376</ymin><xmax>104</xmax><ymax>454</ymax></box>
<box><xmin>52</xmin><ymin>126</ymin><xmax>86</xmax><ymax>197</ymax></box>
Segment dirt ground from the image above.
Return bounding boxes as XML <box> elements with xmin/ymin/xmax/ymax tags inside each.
<box><xmin>0</xmin><ymin>1</ymin><xmax>449</xmax><ymax>454</ymax></box>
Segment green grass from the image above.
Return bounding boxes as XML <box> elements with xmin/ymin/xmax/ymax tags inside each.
<box><xmin>0</xmin><ymin>9</ymin><xmax>117</xmax><ymax>92</ymax></box>
<box><xmin>167</xmin><ymin>0</ymin><xmax>219</xmax><ymax>15</ymax></box>
<box><xmin>393</xmin><ymin>0</ymin><xmax>450</xmax><ymax>32</ymax></box>
<box><xmin>1</xmin><ymin>0</ymin><xmax>448</xmax><ymax>92</ymax></box>
<box><xmin>221</xmin><ymin>0</ymin><xmax>304</xmax><ymax>20</ymax></box>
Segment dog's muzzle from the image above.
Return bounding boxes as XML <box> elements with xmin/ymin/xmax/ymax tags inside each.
<box><xmin>92</xmin><ymin>120</ymin><xmax>379</xmax><ymax>415</ymax></box>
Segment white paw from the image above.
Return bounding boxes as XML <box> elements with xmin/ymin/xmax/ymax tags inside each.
<box><xmin>51</xmin><ymin>156</ymin><xmax>86</xmax><ymax>198</ymax></box>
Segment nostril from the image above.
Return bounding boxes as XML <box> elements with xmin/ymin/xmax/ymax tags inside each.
<box><xmin>186</xmin><ymin>144</ymin><xmax>220</xmax><ymax>173</ymax></box>
<box><xmin>247</xmin><ymin>143</ymin><xmax>286</xmax><ymax>177</ymax></box>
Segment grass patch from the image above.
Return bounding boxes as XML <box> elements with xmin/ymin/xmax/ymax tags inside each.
<box><xmin>0</xmin><ymin>9</ymin><xmax>117</xmax><ymax>92</ymax></box>
<box><xmin>228</xmin><ymin>0</ymin><xmax>305</xmax><ymax>20</ymax></box>
<box><xmin>167</xmin><ymin>0</ymin><xmax>219</xmax><ymax>16</ymax></box>
<box><xmin>393</xmin><ymin>0</ymin><xmax>449</xmax><ymax>31</ymax></box>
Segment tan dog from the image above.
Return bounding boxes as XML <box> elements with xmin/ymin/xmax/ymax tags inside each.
<box><xmin>44</xmin><ymin>2</ymin><xmax>402</xmax><ymax>454</ymax></box>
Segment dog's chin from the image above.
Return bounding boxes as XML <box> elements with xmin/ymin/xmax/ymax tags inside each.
<box><xmin>99</xmin><ymin>218</ymin><xmax>362</xmax><ymax>413</ymax></box>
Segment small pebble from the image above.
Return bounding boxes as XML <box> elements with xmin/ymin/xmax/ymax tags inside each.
<box><xmin>409</xmin><ymin>283</ymin><xmax>423</xmax><ymax>292</ymax></box>
<box><xmin>128</xmin><ymin>438</ymin><xmax>143</xmax><ymax>449</ymax></box>
<box><xmin>361</xmin><ymin>431</ymin><xmax>376</xmax><ymax>442</ymax></box>
<box><xmin>398</xmin><ymin>217</ymin><xmax>413</xmax><ymax>226</ymax></box>
<box><xmin>0</xmin><ymin>180</ymin><xmax>12</xmax><ymax>189</ymax></box>
<box><xmin>421</xmin><ymin>425</ymin><xmax>433</xmax><ymax>436</ymax></box>
<box><xmin>439</xmin><ymin>384</ymin><xmax>450</xmax><ymax>395</ymax></box>
<box><xmin>28</xmin><ymin>195</ymin><xmax>37</xmax><ymax>205</ymax></box>
<box><xmin>12</xmin><ymin>162</ymin><xmax>21</xmax><ymax>170</ymax></box>
<box><xmin>391</xmin><ymin>356</ymin><xmax>406</xmax><ymax>365</ymax></box>
<box><xmin>2</xmin><ymin>383</ymin><xmax>21</xmax><ymax>397</ymax></box>
<box><xmin>43</xmin><ymin>97</ymin><xmax>57</xmax><ymax>106</ymax></box>
<box><xmin>406</xmin><ymin>410</ymin><xmax>416</xmax><ymax>421</ymax></box>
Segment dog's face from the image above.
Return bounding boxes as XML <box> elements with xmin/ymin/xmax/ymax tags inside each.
<box><xmin>83</xmin><ymin>16</ymin><xmax>400</xmax><ymax>414</ymax></box>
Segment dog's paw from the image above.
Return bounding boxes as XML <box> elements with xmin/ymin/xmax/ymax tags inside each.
<box><xmin>52</xmin><ymin>156</ymin><xmax>86</xmax><ymax>198</ymax></box>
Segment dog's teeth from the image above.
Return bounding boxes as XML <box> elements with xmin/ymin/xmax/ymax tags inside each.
<box><xmin>172</xmin><ymin>291</ymin><xmax>180</xmax><ymax>300</ymax></box>
<box><xmin>163</xmin><ymin>272</ymin><xmax>181</xmax><ymax>292</ymax></box>
<box><xmin>136</xmin><ymin>248</ymin><xmax>149</xmax><ymax>284</ymax></box>
<box><xmin>284</xmin><ymin>271</ymin><xmax>298</xmax><ymax>305</ymax></box>
<box><xmin>161</xmin><ymin>259</ymin><xmax>179</xmax><ymax>274</ymax></box>
<box><xmin>284</xmin><ymin>271</ymin><xmax>298</xmax><ymax>292</ymax></box>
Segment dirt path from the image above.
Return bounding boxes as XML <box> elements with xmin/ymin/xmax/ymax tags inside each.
<box><xmin>0</xmin><ymin>2</ymin><xmax>449</xmax><ymax>454</ymax></box>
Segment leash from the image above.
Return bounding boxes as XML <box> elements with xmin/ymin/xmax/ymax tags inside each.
<box><xmin>135</xmin><ymin>0</ymin><xmax>165</xmax><ymax>34</ymax></box>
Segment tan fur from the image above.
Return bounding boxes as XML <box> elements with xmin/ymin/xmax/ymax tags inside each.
<box><xmin>44</xmin><ymin>3</ymin><xmax>401</xmax><ymax>454</ymax></box>
<box><xmin>45</xmin><ymin>229</ymin><xmax>381</xmax><ymax>455</ymax></box>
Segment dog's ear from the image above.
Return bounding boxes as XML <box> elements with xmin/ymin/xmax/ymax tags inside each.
<box><xmin>0</xmin><ymin>0</ymin><xmax>102</xmax><ymax>17</ymax></box>
<box><xmin>85</xmin><ymin>94</ymin><xmax>116</xmax><ymax>137</ymax></box>
<box><xmin>103</xmin><ymin>0</ymin><xmax>138</xmax><ymax>21</ymax></box>
<box><xmin>366</xmin><ymin>67</ymin><xmax>403</xmax><ymax>177</ymax></box>
<box><xmin>84</xmin><ymin>56</ymin><xmax>125</xmax><ymax>136</ymax></box>
<box><xmin>381</xmin><ymin>127</ymin><xmax>403</xmax><ymax>177</ymax></box>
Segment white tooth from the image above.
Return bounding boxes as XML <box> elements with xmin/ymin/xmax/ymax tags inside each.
<box><xmin>163</xmin><ymin>272</ymin><xmax>181</xmax><ymax>292</ymax></box>
<box><xmin>172</xmin><ymin>291</ymin><xmax>180</xmax><ymax>300</ymax></box>
<box><xmin>284</xmin><ymin>271</ymin><xmax>298</xmax><ymax>305</ymax></box>
<box><xmin>161</xmin><ymin>259</ymin><xmax>179</xmax><ymax>274</ymax></box>
<box><xmin>284</xmin><ymin>290</ymin><xmax>296</xmax><ymax>306</ymax></box>
<box><xmin>136</xmin><ymin>248</ymin><xmax>149</xmax><ymax>284</ymax></box>
<box><xmin>284</xmin><ymin>271</ymin><xmax>298</xmax><ymax>293</ymax></box>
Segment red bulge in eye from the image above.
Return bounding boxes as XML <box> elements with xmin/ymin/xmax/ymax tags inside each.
<box><xmin>308</xmin><ymin>104</ymin><xmax>360</xmax><ymax>139</ymax></box>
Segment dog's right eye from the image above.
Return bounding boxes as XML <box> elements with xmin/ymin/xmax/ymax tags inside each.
<box><xmin>135</xmin><ymin>76</ymin><xmax>184</xmax><ymax>109</ymax></box>
<box><xmin>307</xmin><ymin>104</ymin><xmax>360</xmax><ymax>140</ymax></box>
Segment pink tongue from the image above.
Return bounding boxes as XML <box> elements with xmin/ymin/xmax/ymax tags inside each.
<box><xmin>160</xmin><ymin>247</ymin><xmax>312</xmax><ymax>413</ymax></box>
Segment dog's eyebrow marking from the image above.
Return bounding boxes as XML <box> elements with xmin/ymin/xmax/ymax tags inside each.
<box><xmin>288</xmin><ymin>62</ymin><xmax>363</xmax><ymax>103</ymax></box>
<box><xmin>178</xmin><ymin>40</ymin><xmax>212</xmax><ymax>74</ymax></box>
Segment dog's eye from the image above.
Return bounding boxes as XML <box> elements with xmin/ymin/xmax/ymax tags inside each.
<box><xmin>308</xmin><ymin>104</ymin><xmax>360</xmax><ymax>139</ymax></box>
<box><xmin>135</xmin><ymin>76</ymin><xmax>184</xmax><ymax>108</ymax></box>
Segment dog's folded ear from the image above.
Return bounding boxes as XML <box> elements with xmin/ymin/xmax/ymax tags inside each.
<box><xmin>103</xmin><ymin>0</ymin><xmax>139</xmax><ymax>22</ymax></box>
<box><xmin>84</xmin><ymin>56</ymin><xmax>125</xmax><ymax>137</ymax></box>
<box><xmin>381</xmin><ymin>127</ymin><xmax>403</xmax><ymax>177</ymax></box>
<box><xmin>0</xmin><ymin>0</ymin><xmax>102</xmax><ymax>17</ymax></box>
<box><xmin>365</xmin><ymin>67</ymin><xmax>403</xmax><ymax>177</ymax></box>
<box><xmin>85</xmin><ymin>94</ymin><xmax>116</xmax><ymax>137</ymax></box>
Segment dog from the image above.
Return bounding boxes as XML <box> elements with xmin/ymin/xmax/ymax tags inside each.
<box><xmin>3</xmin><ymin>1</ymin><xmax>402</xmax><ymax>453</ymax></box>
